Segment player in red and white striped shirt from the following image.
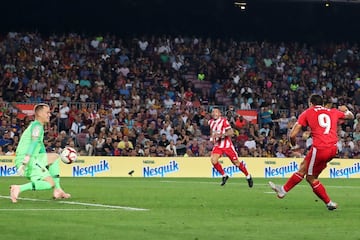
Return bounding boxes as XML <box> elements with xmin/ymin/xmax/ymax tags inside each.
<box><xmin>209</xmin><ymin>108</ymin><xmax>253</xmax><ymax>187</ymax></box>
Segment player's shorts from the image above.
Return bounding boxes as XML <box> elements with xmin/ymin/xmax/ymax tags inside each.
<box><xmin>305</xmin><ymin>145</ymin><xmax>338</xmax><ymax>177</ymax></box>
<box><xmin>16</xmin><ymin>153</ymin><xmax>51</xmax><ymax>181</ymax></box>
<box><xmin>212</xmin><ymin>146</ymin><xmax>238</xmax><ymax>162</ymax></box>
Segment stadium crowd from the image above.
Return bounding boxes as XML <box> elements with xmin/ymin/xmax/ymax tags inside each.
<box><xmin>0</xmin><ymin>32</ymin><xmax>359</xmax><ymax>158</ymax></box>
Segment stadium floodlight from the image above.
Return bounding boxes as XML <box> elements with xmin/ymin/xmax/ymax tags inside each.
<box><xmin>324</xmin><ymin>0</ymin><xmax>331</xmax><ymax>7</ymax></box>
<box><xmin>234</xmin><ymin>1</ymin><xmax>247</xmax><ymax>11</ymax></box>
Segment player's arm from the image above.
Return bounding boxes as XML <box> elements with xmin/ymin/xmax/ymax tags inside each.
<box><xmin>23</xmin><ymin>126</ymin><xmax>41</xmax><ymax>165</ymax></box>
<box><xmin>209</xmin><ymin>128</ymin><xmax>214</xmax><ymax>141</ymax></box>
<box><xmin>222</xmin><ymin>127</ymin><xmax>234</xmax><ymax>138</ymax></box>
<box><xmin>212</xmin><ymin>126</ymin><xmax>233</xmax><ymax>139</ymax></box>
<box><xmin>289</xmin><ymin>122</ymin><xmax>302</xmax><ymax>149</ymax></box>
<box><xmin>338</xmin><ymin>105</ymin><xmax>354</xmax><ymax>119</ymax></box>
<box><xmin>22</xmin><ymin>137</ymin><xmax>39</xmax><ymax>165</ymax></box>
<box><xmin>17</xmin><ymin>130</ymin><xmax>40</xmax><ymax>176</ymax></box>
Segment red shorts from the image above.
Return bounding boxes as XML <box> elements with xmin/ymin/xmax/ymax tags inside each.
<box><xmin>212</xmin><ymin>146</ymin><xmax>238</xmax><ymax>162</ymax></box>
<box><xmin>304</xmin><ymin>145</ymin><xmax>338</xmax><ymax>177</ymax></box>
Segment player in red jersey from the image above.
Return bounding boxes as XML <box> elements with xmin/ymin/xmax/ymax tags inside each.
<box><xmin>209</xmin><ymin>107</ymin><xmax>253</xmax><ymax>187</ymax></box>
<box><xmin>269</xmin><ymin>94</ymin><xmax>354</xmax><ymax>210</ymax></box>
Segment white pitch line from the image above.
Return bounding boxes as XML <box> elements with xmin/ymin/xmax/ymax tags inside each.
<box><xmin>0</xmin><ymin>209</ymin><xmax>118</xmax><ymax>211</ymax></box>
<box><xmin>57</xmin><ymin>200</ymin><xmax>149</xmax><ymax>211</ymax></box>
<box><xmin>0</xmin><ymin>195</ymin><xmax>149</xmax><ymax>211</ymax></box>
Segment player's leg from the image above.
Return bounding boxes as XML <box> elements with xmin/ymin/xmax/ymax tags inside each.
<box><xmin>211</xmin><ymin>149</ymin><xmax>225</xmax><ymax>175</ymax></box>
<box><xmin>10</xmin><ymin>180</ymin><xmax>54</xmax><ymax>203</ymax></box>
<box><xmin>10</xmin><ymin>162</ymin><xmax>54</xmax><ymax>203</ymax></box>
<box><xmin>227</xmin><ymin>147</ymin><xmax>253</xmax><ymax>187</ymax></box>
<box><xmin>47</xmin><ymin>153</ymin><xmax>71</xmax><ymax>199</ymax></box>
<box><xmin>282</xmin><ymin>159</ymin><xmax>306</xmax><ymax>192</ymax></box>
<box><xmin>269</xmin><ymin>151</ymin><xmax>308</xmax><ymax>198</ymax></box>
<box><xmin>47</xmin><ymin>153</ymin><xmax>62</xmax><ymax>189</ymax></box>
<box><xmin>210</xmin><ymin>147</ymin><xmax>228</xmax><ymax>186</ymax></box>
<box><xmin>306</xmin><ymin>146</ymin><xmax>338</xmax><ymax>210</ymax></box>
<box><xmin>306</xmin><ymin>175</ymin><xmax>336</xmax><ymax>210</ymax></box>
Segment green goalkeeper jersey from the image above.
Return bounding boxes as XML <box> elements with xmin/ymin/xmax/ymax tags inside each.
<box><xmin>15</xmin><ymin>120</ymin><xmax>46</xmax><ymax>165</ymax></box>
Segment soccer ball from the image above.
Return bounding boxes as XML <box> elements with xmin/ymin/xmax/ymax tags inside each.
<box><xmin>60</xmin><ymin>147</ymin><xmax>78</xmax><ymax>164</ymax></box>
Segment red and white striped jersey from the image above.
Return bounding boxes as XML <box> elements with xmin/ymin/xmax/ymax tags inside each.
<box><xmin>208</xmin><ymin>117</ymin><xmax>234</xmax><ymax>148</ymax></box>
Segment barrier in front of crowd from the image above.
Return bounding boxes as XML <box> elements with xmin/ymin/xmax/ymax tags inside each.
<box><xmin>7</xmin><ymin>102</ymin><xmax>99</xmax><ymax>119</ymax></box>
<box><xmin>1</xmin><ymin>156</ymin><xmax>359</xmax><ymax>178</ymax></box>
<box><xmin>3</xmin><ymin>101</ymin><xmax>291</xmax><ymax>129</ymax></box>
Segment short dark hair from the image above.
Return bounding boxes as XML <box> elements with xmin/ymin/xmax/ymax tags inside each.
<box><xmin>309</xmin><ymin>94</ymin><xmax>323</xmax><ymax>106</ymax></box>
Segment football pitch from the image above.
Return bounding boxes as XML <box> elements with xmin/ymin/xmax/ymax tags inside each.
<box><xmin>0</xmin><ymin>177</ymin><xmax>359</xmax><ymax>240</ymax></box>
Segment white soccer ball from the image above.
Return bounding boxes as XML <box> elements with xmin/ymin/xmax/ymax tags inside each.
<box><xmin>60</xmin><ymin>147</ymin><xmax>78</xmax><ymax>164</ymax></box>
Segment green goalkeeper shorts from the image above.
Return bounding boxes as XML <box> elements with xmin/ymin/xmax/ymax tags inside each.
<box><xmin>22</xmin><ymin>153</ymin><xmax>51</xmax><ymax>181</ymax></box>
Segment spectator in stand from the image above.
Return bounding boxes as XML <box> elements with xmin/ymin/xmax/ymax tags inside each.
<box><xmin>183</xmin><ymin>87</ymin><xmax>194</xmax><ymax>102</ymax></box>
<box><xmin>275</xmin><ymin>145</ymin><xmax>286</xmax><ymax>158</ymax></box>
<box><xmin>85</xmin><ymin>126</ymin><xmax>97</xmax><ymax>156</ymax></box>
<box><xmin>273</xmin><ymin>112</ymin><xmax>290</xmax><ymax>135</ymax></box>
<box><xmin>165</xmin><ymin>139</ymin><xmax>177</xmax><ymax>156</ymax></box>
<box><xmin>199</xmin><ymin>118</ymin><xmax>210</xmax><ymax>137</ymax></box>
<box><xmin>0</xmin><ymin>130</ymin><xmax>14</xmax><ymax>150</ymax></box>
<box><xmin>260</xmin><ymin>106</ymin><xmax>273</xmax><ymax>128</ymax></box>
<box><xmin>117</xmin><ymin>135</ymin><xmax>134</xmax><ymax>151</ymax></box>
<box><xmin>244</xmin><ymin>135</ymin><xmax>256</xmax><ymax>152</ymax></box>
<box><xmin>5</xmin><ymin>144</ymin><xmax>15</xmax><ymax>156</ymax></box>
<box><xmin>158</xmin><ymin>133</ymin><xmax>170</xmax><ymax>148</ymax></box>
<box><xmin>94</xmin><ymin>131</ymin><xmax>106</xmax><ymax>156</ymax></box>
<box><xmin>187</xmin><ymin>138</ymin><xmax>200</xmax><ymax>157</ymax></box>
<box><xmin>156</xmin><ymin>145</ymin><xmax>166</xmax><ymax>157</ymax></box>
<box><xmin>102</xmin><ymin>137</ymin><xmax>115</xmax><ymax>156</ymax></box>
<box><xmin>259</xmin><ymin>123</ymin><xmax>272</xmax><ymax>137</ymax></box>
<box><xmin>146</xmin><ymin>121</ymin><xmax>159</xmax><ymax>141</ymax></box>
<box><xmin>240</xmin><ymin>98</ymin><xmax>251</xmax><ymax>110</ymax></box>
<box><xmin>70</xmin><ymin>115</ymin><xmax>86</xmax><ymax>140</ymax></box>
<box><xmin>163</xmin><ymin>95</ymin><xmax>174</xmax><ymax>110</ymax></box>
<box><xmin>68</xmin><ymin>104</ymin><xmax>80</xmax><ymax>129</ymax></box>
<box><xmin>148</xmin><ymin>143</ymin><xmax>157</xmax><ymax>157</ymax></box>
<box><xmin>58</xmin><ymin>101</ymin><xmax>70</xmax><ymax>132</ymax></box>
<box><xmin>234</xmin><ymin>115</ymin><xmax>248</xmax><ymax>131</ymax></box>
<box><xmin>236</xmin><ymin>128</ymin><xmax>249</xmax><ymax>147</ymax></box>
<box><xmin>167</xmin><ymin>128</ymin><xmax>178</xmax><ymax>144</ymax></box>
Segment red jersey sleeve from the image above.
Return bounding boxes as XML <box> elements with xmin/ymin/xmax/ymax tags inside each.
<box><xmin>298</xmin><ymin>106</ymin><xmax>345</xmax><ymax>148</ymax></box>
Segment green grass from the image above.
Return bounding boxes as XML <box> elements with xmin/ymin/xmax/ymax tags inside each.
<box><xmin>1</xmin><ymin>177</ymin><xmax>359</xmax><ymax>240</ymax></box>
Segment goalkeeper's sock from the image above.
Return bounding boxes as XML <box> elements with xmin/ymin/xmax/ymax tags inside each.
<box><xmin>19</xmin><ymin>181</ymin><xmax>52</xmax><ymax>192</ymax></box>
<box><xmin>213</xmin><ymin>162</ymin><xmax>225</xmax><ymax>176</ymax></box>
<box><xmin>311</xmin><ymin>180</ymin><xmax>331</xmax><ymax>204</ymax></box>
<box><xmin>48</xmin><ymin>158</ymin><xmax>62</xmax><ymax>189</ymax></box>
<box><xmin>19</xmin><ymin>183</ymin><xmax>33</xmax><ymax>192</ymax></box>
<box><xmin>283</xmin><ymin>172</ymin><xmax>304</xmax><ymax>192</ymax></box>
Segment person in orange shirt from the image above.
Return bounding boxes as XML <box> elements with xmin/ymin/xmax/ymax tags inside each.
<box><xmin>234</xmin><ymin>115</ymin><xmax>248</xmax><ymax>130</ymax></box>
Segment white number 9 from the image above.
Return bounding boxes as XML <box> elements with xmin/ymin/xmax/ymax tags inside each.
<box><xmin>318</xmin><ymin>113</ymin><xmax>331</xmax><ymax>134</ymax></box>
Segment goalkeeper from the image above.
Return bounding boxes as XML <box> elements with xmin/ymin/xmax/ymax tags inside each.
<box><xmin>10</xmin><ymin>103</ymin><xmax>71</xmax><ymax>203</ymax></box>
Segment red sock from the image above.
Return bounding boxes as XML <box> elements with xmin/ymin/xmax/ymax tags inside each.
<box><xmin>237</xmin><ymin>161</ymin><xmax>249</xmax><ymax>177</ymax></box>
<box><xmin>311</xmin><ymin>180</ymin><xmax>331</xmax><ymax>204</ymax></box>
<box><xmin>283</xmin><ymin>172</ymin><xmax>304</xmax><ymax>192</ymax></box>
<box><xmin>213</xmin><ymin>162</ymin><xmax>225</xmax><ymax>175</ymax></box>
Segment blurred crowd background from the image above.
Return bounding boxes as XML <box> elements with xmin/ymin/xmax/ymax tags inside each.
<box><xmin>0</xmin><ymin>32</ymin><xmax>359</xmax><ymax>158</ymax></box>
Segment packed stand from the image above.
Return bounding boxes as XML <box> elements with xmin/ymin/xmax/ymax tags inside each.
<box><xmin>0</xmin><ymin>32</ymin><xmax>359</xmax><ymax>158</ymax></box>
